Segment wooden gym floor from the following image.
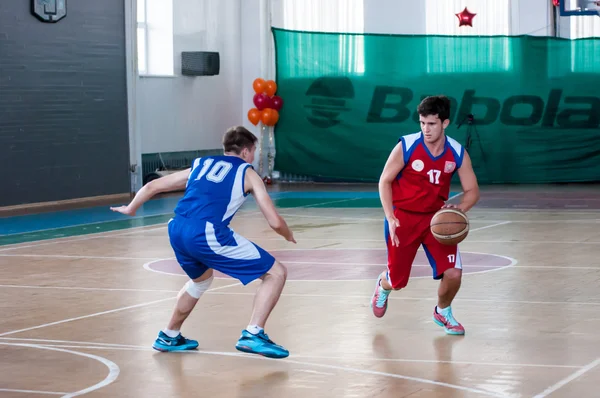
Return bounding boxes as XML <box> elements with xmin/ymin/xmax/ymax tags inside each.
<box><xmin>0</xmin><ymin>184</ymin><xmax>599</xmax><ymax>397</ymax></box>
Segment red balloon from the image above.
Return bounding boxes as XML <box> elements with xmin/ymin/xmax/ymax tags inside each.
<box><xmin>253</xmin><ymin>93</ymin><xmax>271</xmax><ymax>110</ymax></box>
<box><xmin>271</xmin><ymin>96</ymin><xmax>283</xmax><ymax>111</ymax></box>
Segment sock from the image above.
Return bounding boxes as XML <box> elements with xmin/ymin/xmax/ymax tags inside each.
<box><xmin>436</xmin><ymin>306</ymin><xmax>451</xmax><ymax>316</ymax></box>
<box><xmin>162</xmin><ymin>328</ymin><xmax>180</xmax><ymax>338</ymax></box>
<box><xmin>378</xmin><ymin>278</ymin><xmax>392</xmax><ymax>292</ymax></box>
<box><xmin>246</xmin><ymin>325</ymin><xmax>264</xmax><ymax>335</ymax></box>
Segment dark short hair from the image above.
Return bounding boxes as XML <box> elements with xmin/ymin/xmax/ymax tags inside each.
<box><xmin>222</xmin><ymin>126</ymin><xmax>258</xmax><ymax>154</ymax></box>
<box><xmin>417</xmin><ymin>95</ymin><xmax>451</xmax><ymax>122</ymax></box>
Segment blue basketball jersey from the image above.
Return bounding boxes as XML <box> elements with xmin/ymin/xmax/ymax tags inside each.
<box><xmin>174</xmin><ymin>155</ymin><xmax>252</xmax><ymax>226</ymax></box>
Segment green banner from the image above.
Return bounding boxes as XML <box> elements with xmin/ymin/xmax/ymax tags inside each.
<box><xmin>272</xmin><ymin>28</ymin><xmax>600</xmax><ymax>184</ymax></box>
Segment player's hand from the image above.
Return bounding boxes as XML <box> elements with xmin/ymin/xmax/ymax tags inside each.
<box><xmin>443</xmin><ymin>203</ymin><xmax>467</xmax><ymax>212</ymax></box>
<box><xmin>386</xmin><ymin>215</ymin><xmax>400</xmax><ymax>247</ymax></box>
<box><xmin>284</xmin><ymin>231</ymin><xmax>296</xmax><ymax>244</ymax></box>
<box><xmin>110</xmin><ymin>205</ymin><xmax>136</xmax><ymax>217</ymax></box>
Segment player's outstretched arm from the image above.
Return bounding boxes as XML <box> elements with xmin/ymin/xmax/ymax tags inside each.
<box><xmin>110</xmin><ymin>168</ymin><xmax>191</xmax><ymax>216</ymax></box>
<box><xmin>378</xmin><ymin>142</ymin><xmax>405</xmax><ymax>247</ymax></box>
<box><xmin>452</xmin><ymin>151</ymin><xmax>480</xmax><ymax>212</ymax></box>
<box><xmin>245</xmin><ymin>168</ymin><xmax>296</xmax><ymax>243</ymax></box>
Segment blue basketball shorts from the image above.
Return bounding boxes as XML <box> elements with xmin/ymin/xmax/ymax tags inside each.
<box><xmin>167</xmin><ymin>216</ymin><xmax>276</xmax><ymax>285</ymax></box>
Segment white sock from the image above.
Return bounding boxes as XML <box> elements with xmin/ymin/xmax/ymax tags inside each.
<box><xmin>246</xmin><ymin>325</ymin><xmax>264</xmax><ymax>335</ymax></box>
<box><xmin>163</xmin><ymin>328</ymin><xmax>180</xmax><ymax>338</ymax></box>
<box><xmin>437</xmin><ymin>306</ymin><xmax>451</xmax><ymax>316</ymax></box>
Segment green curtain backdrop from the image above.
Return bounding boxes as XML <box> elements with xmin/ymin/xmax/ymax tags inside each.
<box><xmin>272</xmin><ymin>28</ymin><xmax>600</xmax><ymax>184</ymax></box>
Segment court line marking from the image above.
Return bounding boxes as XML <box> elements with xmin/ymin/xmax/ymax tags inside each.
<box><xmin>0</xmin><ymin>253</ymin><xmax>160</xmax><ymax>261</ymax></box>
<box><xmin>0</xmin><ymin>389</ymin><xmax>65</xmax><ymax>396</ymax></box>
<box><xmin>0</xmin><ymin>342</ymin><xmax>119</xmax><ymax>398</ymax></box>
<box><xmin>0</xmin><ymin>225</ymin><xmax>167</xmax><ymax>253</ymax></box>
<box><xmin>141</xmin><ymin>249</ymin><xmax>517</xmax><ymax>280</ymax></box>
<box><xmin>2</xmin><ymin>284</ymin><xmax>598</xmax><ymax>307</ymax></box>
<box><xmin>206</xmin><ymin>291</ymin><xmax>600</xmax><ymax>307</ymax></box>
<box><xmin>532</xmin><ymin>357</ymin><xmax>600</xmax><ymax>398</ymax></box>
<box><xmin>0</xmin><ymin>337</ymin><xmax>584</xmax><ymax>369</ymax></box>
<box><xmin>276</xmin><ymin>211</ymin><xmax>600</xmax><ymax>223</ymax></box>
<box><xmin>0</xmin><ymin>208</ymin><xmax>595</xmax><ymax>252</ymax></box>
<box><xmin>0</xmin><ymin>198</ymin><xmax>357</xmax><ymax>251</ymax></box>
<box><xmin>0</xmin><ymin>282</ymin><xmax>241</xmax><ymax>337</ymax></box>
<box><xmin>0</xmin><ymin>341</ymin><xmax>507</xmax><ymax>397</ymax></box>
<box><xmin>468</xmin><ymin>220</ymin><xmax>512</xmax><ymax>232</ymax></box>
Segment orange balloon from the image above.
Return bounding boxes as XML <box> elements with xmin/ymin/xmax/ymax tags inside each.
<box><xmin>265</xmin><ymin>80</ymin><xmax>277</xmax><ymax>97</ymax></box>
<box><xmin>268</xmin><ymin>109</ymin><xmax>279</xmax><ymax>125</ymax></box>
<box><xmin>261</xmin><ymin>109</ymin><xmax>279</xmax><ymax>126</ymax></box>
<box><xmin>248</xmin><ymin>108</ymin><xmax>261</xmax><ymax>126</ymax></box>
<box><xmin>253</xmin><ymin>78</ymin><xmax>265</xmax><ymax>94</ymax></box>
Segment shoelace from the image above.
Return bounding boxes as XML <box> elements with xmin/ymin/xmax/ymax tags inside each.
<box><xmin>442</xmin><ymin>309</ymin><xmax>459</xmax><ymax>326</ymax></box>
<box><xmin>376</xmin><ymin>288</ymin><xmax>390</xmax><ymax>308</ymax></box>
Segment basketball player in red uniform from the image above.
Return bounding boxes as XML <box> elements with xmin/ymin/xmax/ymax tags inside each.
<box><xmin>371</xmin><ymin>95</ymin><xmax>480</xmax><ymax>335</ymax></box>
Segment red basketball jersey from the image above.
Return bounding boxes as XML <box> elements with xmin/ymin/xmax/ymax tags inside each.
<box><xmin>391</xmin><ymin>131</ymin><xmax>464</xmax><ymax>213</ymax></box>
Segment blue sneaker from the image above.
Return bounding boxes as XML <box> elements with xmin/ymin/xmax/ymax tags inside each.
<box><xmin>152</xmin><ymin>331</ymin><xmax>199</xmax><ymax>352</ymax></box>
<box><xmin>235</xmin><ymin>330</ymin><xmax>289</xmax><ymax>358</ymax></box>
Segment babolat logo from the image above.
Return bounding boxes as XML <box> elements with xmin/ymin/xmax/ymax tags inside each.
<box><xmin>367</xmin><ymin>87</ymin><xmax>600</xmax><ymax>128</ymax></box>
<box><xmin>304</xmin><ymin>80</ymin><xmax>600</xmax><ymax>129</ymax></box>
<box><xmin>304</xmin><ymin>77</ymin><xmax>355</xmax><ymax>128</ymax></box>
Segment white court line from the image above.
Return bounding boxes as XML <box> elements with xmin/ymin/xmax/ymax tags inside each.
<box><xmin>3</xmin><ymin>284</ymin><xmax>598</xmax><ymax>307</ymax></box>
<box><xmin>469</xmin><ymin>221</ymin><xmax>512</xmax><ymax>232</ymax></box>
<box><xmin>0</xmin><ymin>342</ymin><xmax>120</xmax><ymax>398</ymax></box>
<box><xmin>0</xmin><ymin>339</ymin><xmax>510</xmax><ymax>397</ymax></box>
<box><xmin>0</xmin><ymin>253</ymin><xmax>159</xmax><ymax>261</ymax></box>
<box><xmin>0</xmin><ymin>389</ymin><xmax>65</xmax><ymax>396</ymax></box>
<box><xmin>448</xmin><ymin>192</ymin><xmax>464</xmax><ymax>201</ymax></box>
<box><xmin>206</xmin><ymin>291</ymin><xmax>600</xmax><ymax>307</ymax></box>
<box><xmin>0</xmin><ymin>338</ymin><xmax>587</xmax><ymax>369</ymax></box>
<box><xmin>0</xmin><ymin>284</ymin><xmax>179</xmax><ymax>293</ymax></box>
<box><xmin>532</xmin><ymin>357</ymin><xmax>600</xmax><ymax>398</ymax></box>
<box><xmin>0</xmin><ymin>282</ymin><xmax>241</xmax><ymax>337</ymax></box>
<box><xmin>0</xmin><ymin>225</ymin><xmax>167</xmax><ymax>253</ymax></box>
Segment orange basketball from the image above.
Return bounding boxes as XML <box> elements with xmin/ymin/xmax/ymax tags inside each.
<box><xmin>430</xmin><ymin>208</ymin><xmax>469</xmax><ymax>245</ymax></box>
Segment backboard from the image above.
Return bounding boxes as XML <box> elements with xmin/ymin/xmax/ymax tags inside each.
<box><xmin>559</xmin><ymin>0</ymin><xmax>600</xmax><ymax>16</ymax></box>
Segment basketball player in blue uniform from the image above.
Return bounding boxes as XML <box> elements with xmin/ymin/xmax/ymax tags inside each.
<box><xmin>110</xmin><ymin>126</ymin><xmax>295</xmax><ymax>358</ymax></box>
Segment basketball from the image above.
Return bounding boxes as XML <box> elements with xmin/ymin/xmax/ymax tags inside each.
<box><xmin>430</xmin><ymin>208</ymin><xmax>469</xmax><ymax>245</ymax></box>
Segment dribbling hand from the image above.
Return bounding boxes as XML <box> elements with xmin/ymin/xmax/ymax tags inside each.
<box><xmin>386</xmin><ymin>215</ymin><xmax>400</xmax><ymax>247</ymax></box>
<box><xmin>110</xmin><ymin>205</ymin><xmax>136</xmax><ymax>217</ymax></box>
<box><xmin>442</xmin><ymin>203</ymin><xmax>466</xmax><ymax>212</ymax></box>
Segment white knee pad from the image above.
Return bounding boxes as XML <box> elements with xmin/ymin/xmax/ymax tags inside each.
<box><xmin>185</xmin><ymin>276</ymin><xmax>214</xmax><ymax>299</ymax></box>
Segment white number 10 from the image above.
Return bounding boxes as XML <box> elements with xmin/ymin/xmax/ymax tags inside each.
<box><xmin>427</xmin><ymin>169</ymin><xmax>441</xmax><ymax>184</ymax></box>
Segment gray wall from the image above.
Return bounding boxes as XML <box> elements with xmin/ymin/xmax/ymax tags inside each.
<box><xmin>0</xmin><ymin>0</ymin><xmax>130</xmax><ymax>207</ymax></box>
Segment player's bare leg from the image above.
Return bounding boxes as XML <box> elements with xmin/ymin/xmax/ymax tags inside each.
<box><xmin>437</xmin><ymin>268</ymin><xmax>462</xmax><ymax>308</ymax></box>
<box><xmin>152</xmin><ymin>269</ymin><xmax>214</xmax><ymax>352</ymax></box>
<box><xmin>166</xmin><ymin>269</ymin><xmax>214</xmax><ymax>331</ymax></box>
<box><xmin>236</xmin><ymin>261</ymin><xmax>290</xmax><ymax>358</ymax></box>
<box><xmin>248</xmin><ymin>261</ymin><xmax>287</xmax><ymax>328</ymax></box>
<box><xmin>433</xmin><ymin>268</ymin><xmax>465</xmax><ymax>335</ymax></box>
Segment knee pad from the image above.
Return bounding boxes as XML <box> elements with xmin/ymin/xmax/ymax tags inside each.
<box><xmin>185</xmin><ymin>276</ymin><xmax>214</xmax><ymax>299</ymax></box>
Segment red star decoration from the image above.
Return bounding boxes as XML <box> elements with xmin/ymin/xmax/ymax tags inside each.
<box><xmin>456</xmin><ymin>7</ymin><xmax>476</xmax><ymax>27</ymax></box>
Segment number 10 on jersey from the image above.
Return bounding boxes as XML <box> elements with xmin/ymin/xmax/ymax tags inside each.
<box><xmin>196</xmin><ymin>159</ymin><xmax>233</xmax><ymax>183</ymax></box>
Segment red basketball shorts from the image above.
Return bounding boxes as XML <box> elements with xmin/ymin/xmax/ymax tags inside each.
<box><xmin>384</xmin><ymin>208</ymin><xmax>462</xmax><ymax>289</ymax></box>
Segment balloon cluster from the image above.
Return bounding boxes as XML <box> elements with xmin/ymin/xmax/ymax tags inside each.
<box><xmin>247</xmin><ymin>78</ymin><xmax>283</xmax><ymax>127</ymax></box>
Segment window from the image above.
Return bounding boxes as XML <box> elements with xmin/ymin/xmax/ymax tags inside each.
<box><xmin>567</xmin><ymin>0</ymin><xmax>600</xmax><ymax>72</ymax></box>
<box><xmin>425</xmin><ymin>0</ymin><xmax>512</xmax><ymax>73</ymax></box>
<box><xmin>137</xmin><ymin>0</ymin><xmax>174</xmax><ymax>76</ymax></box>
<box><xmin>280</xmin><ymin>0</ymin><xmax>365</xmax><ymax>76</ymax></box>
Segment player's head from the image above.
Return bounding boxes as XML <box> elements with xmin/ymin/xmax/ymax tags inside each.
<box><xmin>222</xmin><ymin>126</ymin><xmax>258</xmax><ymax>163</ymax></box>
<box><xmin>417</xmin><ymin>95</ymin><xmax>451</xmax><ymax>144</ymax></box>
